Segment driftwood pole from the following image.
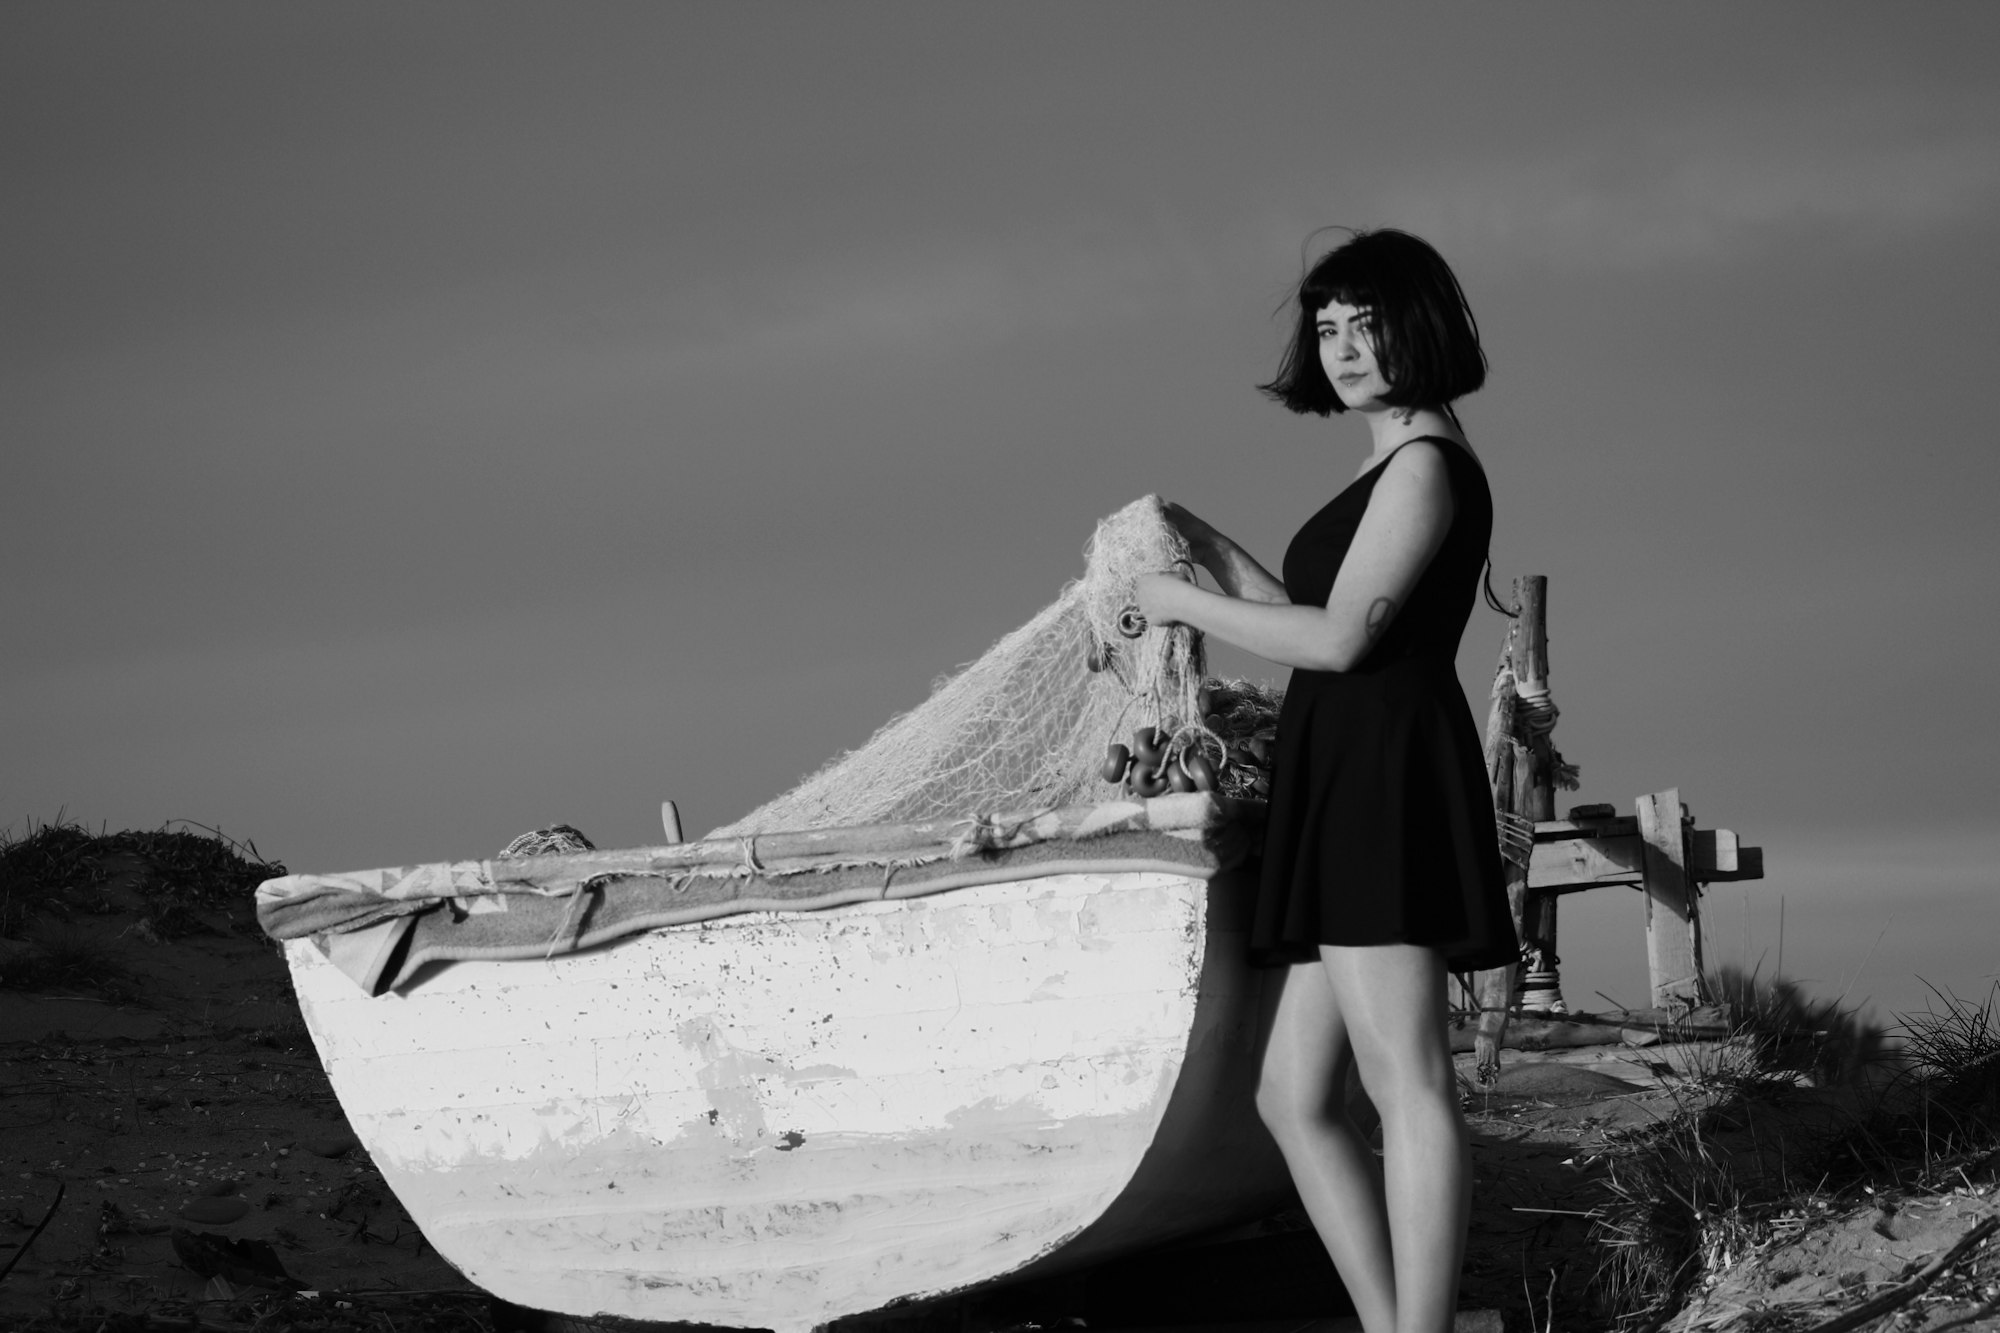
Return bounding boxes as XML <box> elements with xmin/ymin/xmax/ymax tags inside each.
<box><xmin>1471</xmin><ymin>649</ymin><xmax>1519</xmax><ymax>1081</ymax></box>
<box><xmin>1514</xmin><ymin>578</ymin><xmax>1565</xmax><ymax>1014</ymax></box>
<box><xmin>1471</xmin><ymin>575</ymin><xmax>1569</xmax><ymax>1080</ymax></box>
<box><xmin>1470</xmin><ymin>585</ymin><xmax>1524</xmax><ymax>1078</ymax></box>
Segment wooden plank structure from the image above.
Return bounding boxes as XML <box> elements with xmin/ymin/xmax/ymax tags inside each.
<box><xmin>1536</xmin><ymin>797</ymin><xmax>1764</xmax><ymax>1007</ymax></box>
<box><xmin>1470</xmin><ymin>577</ymin><xmax>1765</xmax><ymax>1078</ymax></box>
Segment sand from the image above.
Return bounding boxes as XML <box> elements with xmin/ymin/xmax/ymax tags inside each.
<box><xmin>0</xmin><ymin>876</ymin><xmax>478</xmax><ymax>1329</ymax></box>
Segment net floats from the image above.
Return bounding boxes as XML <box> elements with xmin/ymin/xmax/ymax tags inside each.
<box><xmin>1099</xmin><ymin>680</ymin><xmax>1281</xmax><ymax>800</ymax></box>
<box><xmin>1100</xmin><ymin>725</ymin><xmax>1239</xmax><ymax>798</ymax></box>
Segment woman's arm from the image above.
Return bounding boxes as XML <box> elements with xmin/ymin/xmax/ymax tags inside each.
<box><xmin>1162</xmin><ymin>502</ymin><xmax>1291</xmax><ymax>606</ymax></box>
<box><xmin>1138</xmin><ymin>443</ymin><xmax>1454</xmax><ymax>672</ymax></box>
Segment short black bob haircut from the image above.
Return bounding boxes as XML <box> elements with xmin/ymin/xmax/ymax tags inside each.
<box><xmin>1260</xmin><ymin>228</ymin><xmax>1487</xmax><ymax>416</ymax></box>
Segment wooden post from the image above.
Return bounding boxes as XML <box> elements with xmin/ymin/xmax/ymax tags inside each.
<box><xmin>1513</xmin><ymin>577</ymin><xmax>1566</xmax><ymax>1014</ymax></box>
<box><xmin>1516</xmin><ymin>575</ymin><xmax>1549</xmax><ymax>703</ymax></box>
<box><xmin>1471</xmin><ymin>600</ymin><xmax>1536</xmax><ymax>1079</ymax></box>
<box><xmin>1471</xmin><ymin>707</ymin><xmax>1518</xmax><ymax>1081</ymax></box>
<box><xmin>1636</xmin><ymin>787</ymin><xmax>1708</xmax><ymax>1008</ymax></box>
<box><xmin>1506</xmin><ymin>738</ymin><xmax>1541</xmax><ymax>997</ymax></box>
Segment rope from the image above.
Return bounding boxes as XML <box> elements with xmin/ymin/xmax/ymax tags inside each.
<box><xmin>497</xmin><ymin>824</ymin><xmax>596</xmax><ymax>859</ymax></box>
<box><xmin>1496</xmin><ymin>811</ymin><xmax>1536</xmax><ymax>868</ymax></box>
<box><xmin>948</xmin><ymin>814</ymin><xmax>1000</xmax><ymax>859</ymax></box>
<box><xmin>542</xmin><ymin>882</ymin><xmax>597</xmax><ymax>959</ymax></box>
<box><xmin>946</xmin><ymin>809</ymin><xmax>1047</xmax><ymax>859</ymax></box>
<box><xmin>1513</xmin><ymin>680</ymin><xmax>1559</xmax><ymax>735</ymax></box>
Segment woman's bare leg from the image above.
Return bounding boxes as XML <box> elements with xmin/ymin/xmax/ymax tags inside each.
<box><xmin>1322</xmin><ymin>943</ymin><xmax>1469</xmax><ymax>1333</ymax></box>
<box><xmin>1255</xmin><ymin>961</ymin><xmax>1398</xmax><ymax>1333</ymax></box>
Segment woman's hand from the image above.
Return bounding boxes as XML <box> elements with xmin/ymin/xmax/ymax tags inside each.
<box><xmin>1160</xmin><ymin>501</ymin><xmax>1220</xmax><ymax>563</ymax></box>
<box><xmin>1159</xmin><ymin>501</ymin><xmax>1290</xmax><ymax>606</ymax></box>
<box><xmin>1133</xmin><ymin>571</ymin><xmax>1195</xmax><ymax>629</ymax></box>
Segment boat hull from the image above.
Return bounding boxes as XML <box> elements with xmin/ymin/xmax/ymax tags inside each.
<box><xmin>286</xmin><ymin>864</ymin><xmax>1290</xmax><ymax>1331</ymax></box>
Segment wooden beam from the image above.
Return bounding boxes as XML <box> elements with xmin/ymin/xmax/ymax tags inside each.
<box><xmin>1694</xmin><ymin>826</ymin><xmax>1737</xmax><ymax>874</ymax></box>
<box><xmin>1530</xmin><ymin>833</ymin><xmax>1645</xmax><ymax>889</ymax></box>
<box><xmin>1535</xmin><ymin>814</ymin><xmax>1639</xmax><ymax>839</ymax></box>
<box><xmin>1448</xmin><ymin>1010</ymin><xmax>1736</xmax><ymax>1053</ymax></box>
<box><xmin>1637</xmin><ymin>788</ymin><xmax>1708</xmax><ymax>1008</ymax></box>
<box><xmin>1528</xmin><ymin>825</ymin><xmax>1763</xmax><ymax>891</ymax></box>
<box><xmin>1720</xmin><ymin>846</ymin><xmax>1764</xmax><ymax>881</ymax></box>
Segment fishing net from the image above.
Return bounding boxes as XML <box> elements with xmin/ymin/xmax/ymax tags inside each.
<box><xmin>709</xmin><ymin>496</ymin><xmax>1275</xmax><ymax>838</ymax></box>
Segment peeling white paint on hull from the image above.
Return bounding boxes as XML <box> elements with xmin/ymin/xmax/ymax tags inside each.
<box><xmin>287</xmin><ymin>867</ymin><xmax>1289</xmax><ymax>1332</ymax></box>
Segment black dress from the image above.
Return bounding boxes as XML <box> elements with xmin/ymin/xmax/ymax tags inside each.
<box><xmin>1251</xmin><ymin>435</ymin><xmax>1520</xmax><ymax>972</ymax></box>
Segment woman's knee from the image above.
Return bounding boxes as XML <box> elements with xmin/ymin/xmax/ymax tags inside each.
<box><xmin>1254</xmin><ymin>1057</ymin><xmax>1322</xmax><ymax>1139</ymax></box>
<box><xmin>1255</xmin><ymin>1059</ymin><xmax>1353</xmax><ymax>1139</ymax></box>
<box><xmin>1354</xmin><ymin>1051</ymin><xmax>1459</xmax><ymax>1123</ymax></box>
<box><xmin>1253</xmin><ymin>1063</ymin><xmax>1301</xmax><ymax>1136</ymax></box>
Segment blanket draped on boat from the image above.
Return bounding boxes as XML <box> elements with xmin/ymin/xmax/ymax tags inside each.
<box><xmin>258</xmin><ymin>792</ymin><xmax>1257</xmax><ymax>996</ymax></box>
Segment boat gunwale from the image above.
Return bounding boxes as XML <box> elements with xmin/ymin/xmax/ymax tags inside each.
<box><xmin>260</xmin><ymin>791</ymin><xmax>1263</xmax><ymax>898</ymax></box>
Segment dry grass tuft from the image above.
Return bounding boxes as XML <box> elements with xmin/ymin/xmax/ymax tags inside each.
<box><xmin>1711</xmin><ymin>963</ymin><xmax>1895</xmax><ymax>1091</ymax></box>
<box><xmin>1894</xmin><ymin>981</ymin><xmax>2000</xmax><ymax>1142</ymax></box>
<box><xmin>1830</xmin><ymin>981</ymin><xmax>2000</xmax><ymax>1196</ymax></box>
<box><xmin>0</xmin><ymin>816</ymin><xmax>284</xmax><ymax>941</ymax></box>
<box><xmin>0</xmin><ymin>816</ymin><xmax>103</xmax><ymax>938</ymax></box>
<box><xmin>1591</xmin><ymin>1088</ymin><xmax>1767</xmax><ymax>1327</ymax></box>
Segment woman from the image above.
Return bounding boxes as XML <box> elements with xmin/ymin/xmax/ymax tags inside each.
<box><xmin>1134</xmin><ymin>228</ymin><xmax>1517</xmax><ymax>1333</ymax></box>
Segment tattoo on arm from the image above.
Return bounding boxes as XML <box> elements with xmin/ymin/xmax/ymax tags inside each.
<box><xmin>1364</xmin><ymin>596</ymin><xmax>1397</xmax><ymax>641</ymax></box>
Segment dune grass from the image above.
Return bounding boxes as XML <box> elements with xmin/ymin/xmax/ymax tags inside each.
<box><xmin>0</xmin><ymin>817</ymin><xmax>288</xmax><ymax>1000</ymax></box>
<box><xmin>1586</xmin><ymin>970</ymin><xmax>2000</xmax><ymax>1328</ymax></box>
<box><xmin>1710</xmin><ymin>961</ymin><xmax>1897</xmax><ymax>1091</ymax></box>
<box><xmin>0</xmin><ymin>815</ymin><xmax>284</xmax><ymax>942</ymax></box>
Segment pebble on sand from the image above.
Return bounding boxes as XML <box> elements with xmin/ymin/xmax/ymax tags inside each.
<box><xmin>179</xmin><ymin>1195</ymin><xmax>250</xmax><ymax>1225</ymax></box>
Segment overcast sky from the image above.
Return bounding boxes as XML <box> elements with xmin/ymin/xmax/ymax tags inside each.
<box><xmin>6</xmin><ymin>3</ymin><xmax>1995</xmax><ymax>1020</ymax></box>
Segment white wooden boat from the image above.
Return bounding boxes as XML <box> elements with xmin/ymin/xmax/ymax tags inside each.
<box><xmin>271</xmin><ymin>798</ymin><xmax>1294</xmax><ymax>1332</ymax></box>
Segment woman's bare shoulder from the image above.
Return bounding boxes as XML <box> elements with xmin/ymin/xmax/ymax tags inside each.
<box><xmin>1376</xmin><ymin>438</ymin><xmax>1453</xmax><ymax>492</ymax></box>
<box><xmin>1361</xmin><ymin>440</ymin><xmax>1457</xmax><ymax>535</ymax></box>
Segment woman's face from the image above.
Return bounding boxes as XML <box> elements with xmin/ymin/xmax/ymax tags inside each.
<box><xmin>1316</xmin><ymin>299</ymin><xmax>1389</xmax><ymax>410</ymax></box>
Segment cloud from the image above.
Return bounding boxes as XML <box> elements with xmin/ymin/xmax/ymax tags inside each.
<box><xmin>1369</xmin><ymin>88</ymin><xmax>2000</xmax><ymax>271</ymax></box>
